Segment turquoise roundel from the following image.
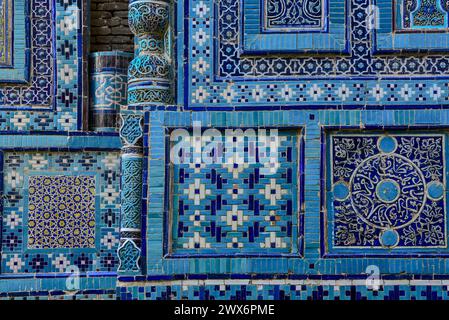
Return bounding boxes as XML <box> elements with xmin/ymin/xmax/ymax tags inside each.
<box><xmin>376</xmin><ymin>179</ymin><xmax>400</xmax><ymax>203</ymax></box>
<box><xmin>380</xmin><ymin>229</ymin><xmax>399</xmax><ymax>247</ymax></box>
<box><xmin>378</xmin><ymin>136</ymin><xmax>397</xmax><ymax>153</ymax></box>
<box><xmin>334</xmin><ymin>182</ymin><xmax>349</xmax><ymax>201</ymax></box>
<box><xmin>427</xmin><ymin>181</ymin><xmax>444</xmax><ymax>201</ymax></box>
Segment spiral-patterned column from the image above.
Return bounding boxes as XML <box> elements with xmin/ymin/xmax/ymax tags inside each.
<box><xmin>117</xmin><ymin>0</ymin><xmax>172</xmax><ymax>274</ymax></box>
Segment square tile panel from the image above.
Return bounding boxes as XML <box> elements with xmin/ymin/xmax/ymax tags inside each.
<box><xmin>326</xmin><ymin>132</ymin><xmax>447</xmax><ymax>254</ymax></box>
<box><xmin>170</xmin><ymin>129</ymin><xmax>302</xmax><ymax>255</ymax></box>
<box><xmin>1</xmin><ymin>151</ymin><xmax>121</xmax><ymax>273</ymax></box>
<box><xmin>27</xmin><ymin>175</ymin><xmax>96</xmax><ymax>249</ymax></box>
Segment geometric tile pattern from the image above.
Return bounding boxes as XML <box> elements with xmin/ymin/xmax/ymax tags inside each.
<box><xmin>328</xmin><ymin>133</ymin><xmax>446</xmax><ymax>251</ymax></box>
<box><xmin>0</xmin><ymin>0</ymin><xmax>83</xmax><ymax>131</ymax></box>
<box><xmin>171</xmin><ymin>130</ymin><xmax>301</xmax><ymax>255</ymax></box>
<box><xmin>118</xmin><ymin>282</ymin><xmax>449</xmax><ymax>300</ymax></box>
<box><xmin>27</xmin><ymin>175</ymin><xmax>96</xmax><ymax>249</ymax></box>
<box><xmin>184</xmin><ymin>0</ymin><xmax>449</xmax><ymax>108</ymax></box>
<box><xmin>1</xmin><ymin>151</ymin><xmax>120</xmax><ymax>273</ymax></box>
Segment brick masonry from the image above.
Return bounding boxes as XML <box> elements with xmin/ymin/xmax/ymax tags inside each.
<box><xmin>90</xmin><ymin>0</ymin><xmax>133</xmax><ymax>52</ymax></box>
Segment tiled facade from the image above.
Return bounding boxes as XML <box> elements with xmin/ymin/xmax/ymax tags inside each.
<box><xmin>2</xmin><ymin>0</ymin><xmax>449</xmax><ymax>300</ymax></box>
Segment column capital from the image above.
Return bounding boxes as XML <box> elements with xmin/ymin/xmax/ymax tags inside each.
<box><xmin>127</xmin><ymin>0</ymin><xmax>173</xmax><ymax>107</ymax></box>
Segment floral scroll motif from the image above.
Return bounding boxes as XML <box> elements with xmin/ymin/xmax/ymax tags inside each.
<box><xmin>331</xmin><ymin>134</ymin><xmax>446</xmax><ymax>249</ymax></box>
<box><xmin>265</xmin><ymin>0</ymin><xmax>324</xmax><ymax>30</ymax></box>
<box><xmin>117</xmin><ymin>239</ymin><xmax>141</xmax><ymax>272</ymax></box>
<box><xmin>120</xmin><ymin>114</ymin><xmax>143</xmax><ymax>146</ymax></box>
<box><xmin>401</xmin><ymin>0</ymin><xmax>449</xmax><ymax>29</ymax></box>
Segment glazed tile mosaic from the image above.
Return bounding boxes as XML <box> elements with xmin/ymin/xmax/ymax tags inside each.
<box><xmin>27</xmin><ymin>175</ymin><xmax>96</xmax><ymax>249</ymax></box>
<box><xmin>326</xmin><ymin>133</ymin><xmax>447</xmax><ymax>253</ymax></box>
<box><xmin>176</xmin><ymin>0</ymin><xmax>449</xmax><ymax>108</ymax></box>
<box><xmin>0</xmin><ymin>0</ymin><xmax>12</xmax><ymax>66</ymax></box>
<box><xmin>0</xmin><ymin>0</ymin><xmax>84</xmax><ymax>130</ymax></box>
<box><xmin>171</xmin><ymin>130</ymin><xmax>301</xmax><ymax>255</ymax></box>
<box><xmin>1</xmin><ymin>151</ymin><xmax>121</xmax><ymax>274</ymax></box>
<box><xmin>4</xmin><ymin>0</ymin><xmax>449</xmax><ymax>301</ymax></box>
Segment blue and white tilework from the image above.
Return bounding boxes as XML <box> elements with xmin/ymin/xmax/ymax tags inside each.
<box><xmin>0</xmin><ymin>0</ymin><xmax>83</xmax><ymax>130</ymax></box>
<box><xmin>27</xmin><ymin>175</ymin><xmax>96</xmax><ymax>249</ymax></box>
<box><xmin>180</xmin><ymin>0</ymin><xmax>449</xmax><ymax>108</ymax></box>
<box><xmin>0</xmin><ymin>0</ymin><xmax>12</xmax><ymax>66</ymax></box>
<box><xmin>171</xmin><ymin>130</ymin><xmax>301</xmax><ymax>255</ymax></box>
<box><xmin>327</xmin><ymin>133</ymin><xmax>447</xmax><ymax>254</ymax></box>
<box><xmin>117</xmin><ymin>280</ymin><xmax>449</xmax><ymax>300</ymax></box>
<box><xmin>1</xmin><ymin>151</ymin><xmax>121</xmax><ymax>273</ymax></box>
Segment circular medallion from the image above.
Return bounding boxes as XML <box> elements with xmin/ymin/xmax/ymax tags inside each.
<box><xmin>377</xmin><ymin>136</ymin><xmax>398</xmax><ymax>154</ymax></box>
<box><xmin>375</xmin><ymin>179</ymin><xmax>400</xmax><ymax>203</ymax></box>
<box><xmin>350</xmin><ymin>153</ymin><xmax>426</xmax><ymax>230</ymax></box>
<box><xmin>333</xmin><ymin>182</ymin><xmax>350</xmax><ymax>201</ymax></box>
<box><xmin>380</xmin><ymin>229</ymin><xmax>400</xmax><ymax>247</ymax></box>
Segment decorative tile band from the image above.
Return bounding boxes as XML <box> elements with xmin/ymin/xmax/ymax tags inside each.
<box><xmin>0</xmin><ymin>0</ymin><xmax>12</xmax><ymax>66</ymax></box>
<box><xmin>117</xmin><ymin>280</ymin><xmax>449</xmax><ymax>300</ymax></box>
